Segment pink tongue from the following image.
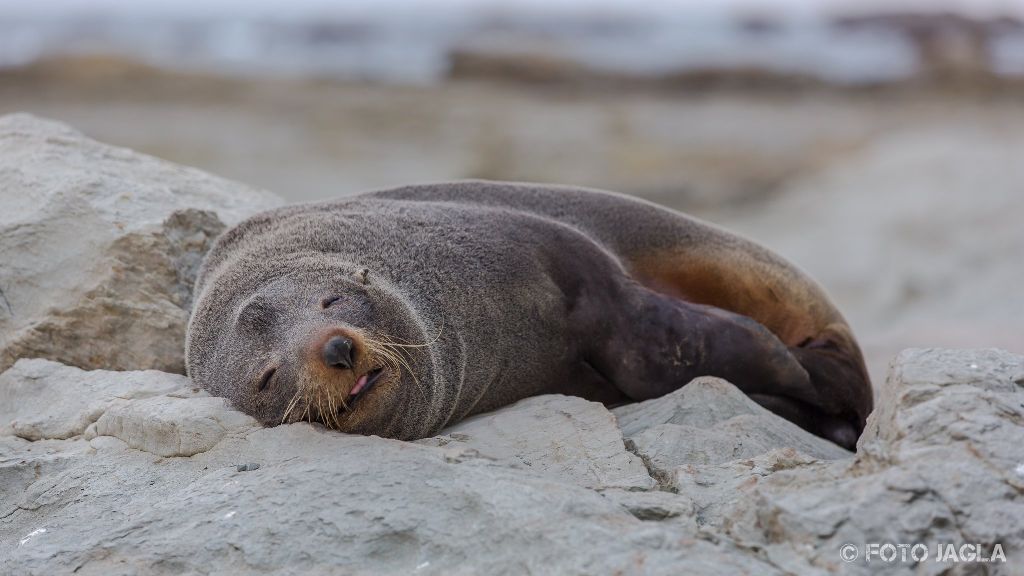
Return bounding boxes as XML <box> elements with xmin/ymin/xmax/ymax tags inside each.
<box><xmin>351</xmin><ymin>374</ymin><xmax>369</xmax><ymax>396</ymax></box>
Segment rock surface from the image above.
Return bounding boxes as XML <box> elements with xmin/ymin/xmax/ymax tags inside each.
<box><xmin>719</xmin><ymin>348</ymin><xmax>1024</xmax><ymax>575</ymax></box>
<box><xmin>2</xmin><ymin>348</ymin><xmax>1022</xmax><ymax>575</ymax></box>
<box><xmin>0</xmin><ymin>113</ymin><xmax>282</xmax><ymax>374</ymax></box>
<box><xmin>613</xmin><ymin>377</ymin><xmax>850</xmax><ymax>474</ymax></box>
<box><xmin>0</xmin><ymin>359</ymin><xmax>187</xmax><ymax>441</ymax></box>
<box><xmin>418</xmin><ymin>394</ymin><xmax>655</xmax><ymax>490</ymax></box>
<box><xmin>0</xmin><ymin>359</ymin><xmax>778</xmax><ymax>576</ymax></box>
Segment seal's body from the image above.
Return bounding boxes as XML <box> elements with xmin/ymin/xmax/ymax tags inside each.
<box><xmin>186</xmin><ymin>181</ymin><xmax>872</xmax><ymax>449</ymax></box>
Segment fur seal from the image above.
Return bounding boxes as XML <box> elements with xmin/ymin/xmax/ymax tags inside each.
<box><xmin>186</xmin><ymin>181</ymin><xmax>872</xmax><ymax>449</ymax></box>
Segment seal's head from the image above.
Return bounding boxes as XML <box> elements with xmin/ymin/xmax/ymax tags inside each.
<box><xmin>186</xmin><ymin>250</ymin><xmax>434</xmax><ymax>439</ymax></box>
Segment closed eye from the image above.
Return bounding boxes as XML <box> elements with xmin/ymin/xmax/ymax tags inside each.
<box><xmin>257</xmin><ymin>367</ymin><xmax>277</xmax><ymax>392</ymax></box>
<box><xmin>321</xmin><ymin>296</ymin><xmax>344</xmax><ymax>309</ymax></box>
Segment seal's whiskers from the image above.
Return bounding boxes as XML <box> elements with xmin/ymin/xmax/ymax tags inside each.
<box><xmin>280</xmin><ymin>390</ymin><xmax>302</xmax><ymax>425</ymax></box>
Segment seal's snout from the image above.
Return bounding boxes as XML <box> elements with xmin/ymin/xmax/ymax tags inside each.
<box><xmin>322</xmin><ymin>336</ymin><xmax>355</xmax><ymax>370</ymax></box>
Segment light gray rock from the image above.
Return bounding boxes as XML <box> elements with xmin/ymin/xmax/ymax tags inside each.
<box><xmin>0</xmin><ymin>436</ymin><xmax>94</xmax><ymax>516</ymax></box>
<box><xmin>721</xmin><ymin>348</ymin><xmax>1024</xmax><ymax>575</ymax></box>
<box><xmin>0</xmin><ymin>113</ymin><xmax>283</xmax><ymax>374</ymax></box>
<box><xmin>673</xmin><ymin>447</ymin><xmax>840</xmax><ymax>530</ymax></box>
<box><xmin>613</xmin><ymin>377</ymin><xmax>850</xmax><ymax>476</ymax></box>
<box><xmin>0</xmin><ymin>368</ymin><xmax>778</xmax><ymax>575</ymax></box>
<box><xmin>860</xmin><ymin>347</ymin><xmax>1024</xmax><ymax>452</ymax></box>
<box><xmin>419</xmin><ymin>394</ymin><xmax>655</xmax><ymax>490</ymax></box>
<box><xmin>599</xmin><ymin>488</ymin><xmax>698</xmax><ymax>527</ymax></box>
<box><xmin>89</xmin><ymin>394</ymin><xmax>258</xmax><ymax>458</ymax></box>
<box><xmin>615</xmin><ymin>376</ymin><xmax>767</xmax><ymax>437</ymax></box>
<box><xmin>0</xmin><ymin>358</ymin><xmax>187</xmax><ymax>440</ymax></box>
<box><xmin>611</xmin><ymin>379</ymin><xmax>850</xmax><ymax>533</ymax></box>
<box><xmin>3</xmin><ymin>348</ymin><xmax>1022</xmax><ymax>575</ymax></box>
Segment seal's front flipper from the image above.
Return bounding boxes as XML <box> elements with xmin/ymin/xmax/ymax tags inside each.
<box><xmin>592</xmin><ymin>287</ymin><xmax>812</xmax><ymax>405</ymax></box>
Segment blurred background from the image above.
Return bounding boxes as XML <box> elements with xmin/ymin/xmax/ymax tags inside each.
<box><xmin>1</xmin><ymin>0</ymin><xmax>1021</xmax><ymax>385</ymax></box>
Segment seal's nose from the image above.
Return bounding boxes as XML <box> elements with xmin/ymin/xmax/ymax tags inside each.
<box><xmin>322</xmin><ymin>336</ymin><xmax>355</xmax><ymax>370</ymax></box>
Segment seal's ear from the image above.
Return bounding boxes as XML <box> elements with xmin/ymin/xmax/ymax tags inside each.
<box><xmin>355</xmin><ymin>268</ymin><xmax>370</xmax><ymax>285</ymax></box>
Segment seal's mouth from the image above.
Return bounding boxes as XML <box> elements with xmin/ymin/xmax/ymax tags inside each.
<box><xmin>349</xmin><ymin>367</ymin><xmax>384</xmax><ymax>401</ymax></box>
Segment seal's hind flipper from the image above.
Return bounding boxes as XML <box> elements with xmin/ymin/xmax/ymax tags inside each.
<box><xmin>627</xmin><ymin>246</ymin><xmax>827</xmax><ymax>348</ymax></box>
<box><xmin>621</xmin><ymin>247</ymin><xmax>872</xmax><ymax>450</ymax></box>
